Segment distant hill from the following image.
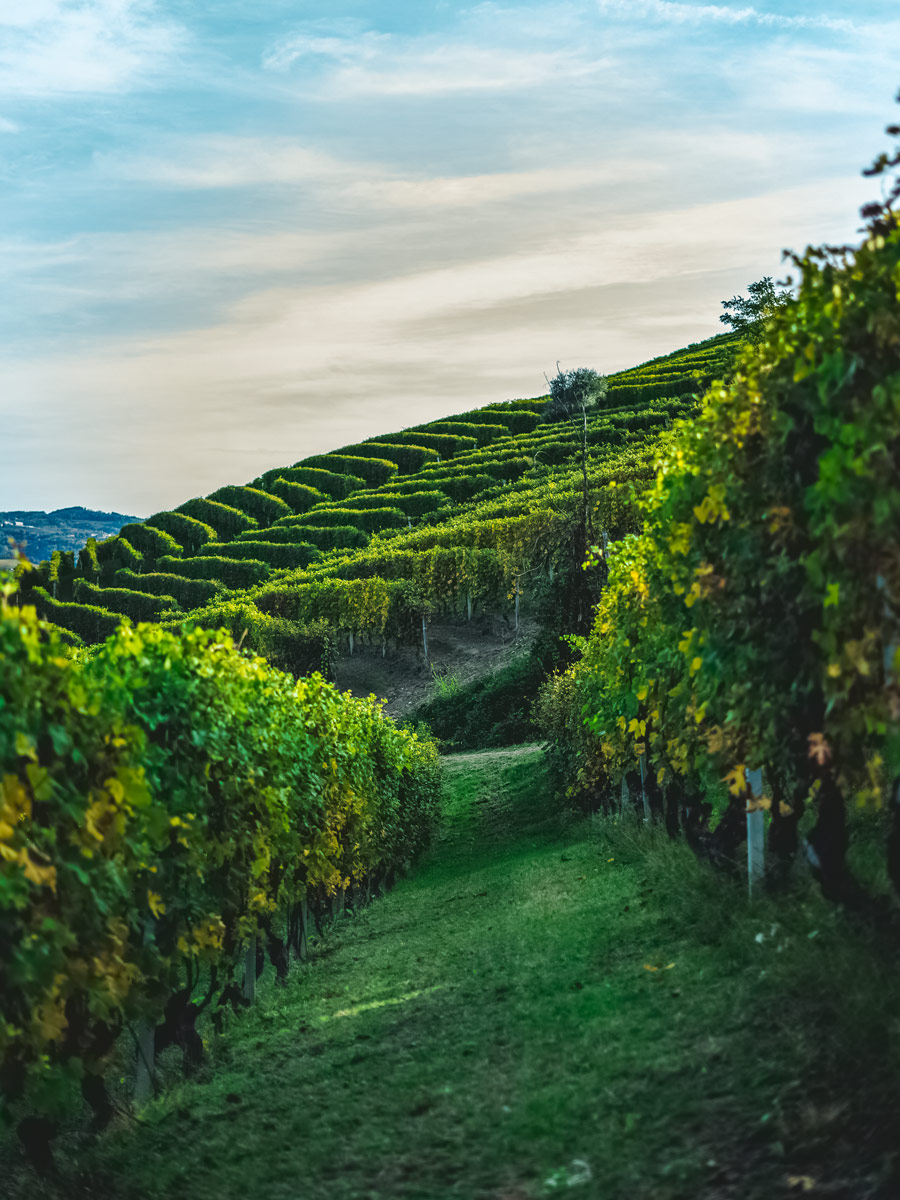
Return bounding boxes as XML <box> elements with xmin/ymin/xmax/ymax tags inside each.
<box><xmin>1</xmin><ymin>506</ymin><xmax>140</xmax><ymax>565</ymax></box>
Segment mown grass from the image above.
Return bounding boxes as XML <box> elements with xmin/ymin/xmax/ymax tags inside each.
<box><xmin>11</xmin><ymin>746</ymin><xmax>900</xmax><ymax>1199</ymax></box>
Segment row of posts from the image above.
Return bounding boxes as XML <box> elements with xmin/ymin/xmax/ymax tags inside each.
<box><xmin>624</xmin><ymin>760</ymin><xmax>765</xmax><ymax>897</ymax></box>
<box><xmin>134</xmin><ymin>894</ymin><xmax>318</xmax><ymax>1105</ymax></box>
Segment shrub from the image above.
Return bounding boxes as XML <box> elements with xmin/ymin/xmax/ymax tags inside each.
<box><xmin>300</xmin><ymin>455</ymin><xmax>399</xmax><ymax>489</ymax></box>
<box><xmin>267</xmin><ymin>466</ymin><xmax>365</xmax><ymax>500</ymax></box>
<box><xmin>451</xmin><ymin>409</ymin><xmax>541</xmax><ymax>434</ymax></box>
<box><xmin>293</xmin><ymin>507</ymin><xmax>407</xmax><ymax>533</ymax></box>
<box><xmin>73</xmin><ymin>580</ymin><xmax>179</xmax><ymax>622</ymax></box>
<box><xmin>264</xmin><ymin>479</ymin><xmax>328</xmax><ymax>513</ymax></box>
<box><xmin>118</xmin><ymin>523</ymin><xmax>183</xmax><ymax>562</ymax></box>
<box><xmin>273</xmin><ymin>525</ymin><xmax>369</xmax><ymax>552</ymax></box>
<box><xmin>0</xmin><ymin>603</ymin><xmax>440</xmax><ymax>1131</ymax></box>
<box><xmin>369</xmin><ymin>431</ymin><xmax>477</xmax><ymax>458</ymax></box>
<box><xmin>78</xmin><ymin>537</ymin><xmax>101</xmax><ymax>581</ymax></box>
<box><xmin>95</xmin><ymin>535</ymin><xmax>143</xmax><ymax>577</ymax></box>
<box><xmin>158</xmin><ymin>554</ymin><xmax>271</xmax><ymax>588</ymax></box>
<box><xmin>421</xmin><ymin>421</ymin><xmax>507</xmax><ymax>447</ymax></box>
<box><xmin>176</xmin><ymin>497</ymin><xmax>259</xmax><ymax>539</ymax></box>
<box><xmin>207</xmin><ymin>485</ymin><xmax>291</xmax><ymax>527</ymax></box>
<box><xmin>114</xmin><ymin>569</ymin><xmax>221</xmax><ymax>609</ymax></box>
<box><xmin>337</xmin><ymin>442</ymin><xmax>439</xmax><ymax>474</ymax></box>
<box><xmin>198</xmin><ymin>540</ymin><xmax>321</xmax><ymax>570</ymax></box>
<box><xmin>30</xmin><ymin>586</ymin><xmax>123</xmax><ymax>643</ymax></box>
<box><xmin>145</xmin><ymin>510</ymin><xmax>217</xmax><ymax>553</ymax></box>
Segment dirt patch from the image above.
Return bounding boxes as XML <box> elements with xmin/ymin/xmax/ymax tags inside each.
<box><xmin>332</xmin><ymin>614</ymin><xmax>540</xmax><ymax>718</ymax></box>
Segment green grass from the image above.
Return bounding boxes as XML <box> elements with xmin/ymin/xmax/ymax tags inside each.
<box><xmin>12</xmin><ymin>747</ymin><xmax>900</xmax><ymax>1199</ymax></box>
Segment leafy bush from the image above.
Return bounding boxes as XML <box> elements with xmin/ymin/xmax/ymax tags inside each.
<box><xmin>30</xmin><ymin>586</ymin><xmax>123</xmax><ymax>643</ymax></box>
<box><xmin>422</xmin><ymin>421</ymin><xmax>507</xmax><ymax>446</ymax></box>
<box><xmin>337</xmin><ymin>442</ymin><xmax>439</xmax><ymax>474</ymax></box>
<box><xmin>268</xmin><ymin>466</ymin><xmax>365</xmax><ymax>500</ymax></box>
<box><xmin>73</xmin><ymin>580</ymin><xmax>179</xmax><ymax>622</ymax></box>
<box><xmin>176</xmin><ymin>497</ymin><xmax>259</xmax><ymax>539</ymax></box>
<box><xmin>293</xmin><ymin>507</ymin><xmax>407</xmax><ymax>533</ymax></box>
<box><xmin>301</xmin><ymin>454</ymin><xmax>399</xmax><ymax>489</ymax></box>
<box><xmin>198</xmin><ymin>540</ymin><xmax>321</xmax><ymax>570</ymax></box>
<box><xmin>207</xmin><ymin>485</ymin><xmax>291</xmax><ymax>527</ymax></box>
<box><xmin>369</xmin><ymin>431</ymin><xmax>477</xmax><ymax>458</ymax></box>
<box><xmin>114</xmin><ymin>569</ymin><xmax>221</xmax><ymax>609</ymax></box>
<box><xmin>145</xmin><ymin>510</ymin><xmax>217</xmax><ymax>553</ymax></box>
<box><xmin>264</xmin><ymin>479</ymin><xmax>328</xmax><ymax>513</ymax></box>
<box><xmin>0</xmin><ymin>601</ymin><xmax>440</xmax><ymax>1130</ymax></box>
<box><xmin>277</xmin><ymin>525</ymin><xmax>369</xmax><ymax>552</ymax></box>
<box><xmin>117</xmin><ymin>523</ymin><xmax>182</xmax><ymax>563</ymax></box>
<box><xmin>158</xmin><ymin>554</ymin><xmax>271</xmax><ymax>588</ymax></box>
<box><xmin>95</xmin><ymin>535</ymin><xmax>143</xmax><ymax>578</ymax></box>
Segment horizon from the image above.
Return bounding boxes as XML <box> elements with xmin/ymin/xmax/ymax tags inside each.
<box><xmin>2</xmin><ymin>0</ymin><xmax>899</xmax><ymax>514</ymax></box>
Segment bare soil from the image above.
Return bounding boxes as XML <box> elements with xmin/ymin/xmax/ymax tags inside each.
<box><xmin>332</xmin><ymin>614</ymin><xmax>540</xmax><ymax>718</ymax></box>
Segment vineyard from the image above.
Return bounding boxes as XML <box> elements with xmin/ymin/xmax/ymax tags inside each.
<box><xmin>3</xmin><ymin>113</ymin><xmax>900</xmax><ymax>1199</ymax></box>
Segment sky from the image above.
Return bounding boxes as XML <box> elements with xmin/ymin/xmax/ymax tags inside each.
<box><xmin>1</xmin><ymin>1</ymin><xmax>898</xmax><ymax>516</ymax></box>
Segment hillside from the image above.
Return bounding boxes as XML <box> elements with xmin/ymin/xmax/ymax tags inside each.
<box><xmin>0</xmin><ymin>507</ymin><xmax>139</xmax><ymax>570</ymax></box>
<box><xmin>14</xmin><ymin>748</ymin><xmax>897</xmax><ymax>1200</ymax></box>
<box><xmin>12</xmin><ymin>333</ymin><xmax>740</xmax><ymax>703</ymax></box>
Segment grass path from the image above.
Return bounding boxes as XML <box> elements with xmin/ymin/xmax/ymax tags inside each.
<box><xmin>54</xmin><ymin>749</ymin><xmax>900</xmax><ymax>1198</ymax></box>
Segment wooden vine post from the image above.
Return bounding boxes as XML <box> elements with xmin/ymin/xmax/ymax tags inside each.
<box><xmin>421</xmin><ymin>615</ymin><xmax>429</xmax><ymax>663</ymax></box>
<box><xmin>745</xmin><ymin>768</ymin><xmax>765</xmax><ymax>897</ymax></box>
<box><xmin>299</xmin><ymin>897</ymin><xmax>309</xmax><ymax>961</ymax></box>
<box><xmin>638</xmin><ymin>754</ymin><xmax>651</xmax><ymax>823</ymax></box>
<box><xmin>242</xmin><ymin>937</ymin><xmax>257</xmax><ymax>1004</ymax></box>
<box><xmin>134</xmin><ymin>919</ymin><xmax>156</xmax><ymax>1105</ymax></box>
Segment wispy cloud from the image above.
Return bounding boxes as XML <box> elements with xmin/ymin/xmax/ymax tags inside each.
<box><xmin>597</xmin><ymin>0</ymin><xmax>857</xmax><ymax>33</ymax></box>
<box><xmin>0</xmin><ymin>0</ymin><xmax>186</xmax><ymax>97</ymax></box>
<box><xmin>263</xmin><ymin>23</ymin><xmax>603</xmax><ymax>97</ymax></box>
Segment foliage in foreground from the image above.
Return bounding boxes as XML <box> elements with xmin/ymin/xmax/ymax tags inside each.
<box><xmin>0</xmin><ymin>599</ymin><xmax>440</xmax><ymax>1133</ymax></box>
<box><xmin>539</xmin><ymin>124</ymin><xmax>900</xmax><ymax>901</ymax></box>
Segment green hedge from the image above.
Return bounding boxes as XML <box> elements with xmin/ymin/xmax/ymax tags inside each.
<box><xmin>114</xmin><ymin>569</ymin><xmax>221</xmax><ymax>609</ymax></box>
<box><xmin>0</xmin><ymin>605</ymin><xmax>440</xmax><ymax>1129</ymax></box>
<box><xmin>176</xmin><ymin>497</ymin><xmax>259</xmax><ymax>539</ymax></box>
<box><xmin>338</xmin><ymin>442</ymin><xmax>439</xmax><ymax>474</ymax></box>
<box><xmin>145</xmin><ymin>510</ymin><xmax>218</xmax><ymax>553</ymax></box>
<box><xmin>73</xmin><ymin>580</ymin><xmax>179</xmax><ymax>622</ymax></box>
<box><xmin>267</xmin><ymin>466</ymin><xmax>366</xmax><ymax>500</ymax></box>
<box><xmin>77</xmin><ymin>538</ymin><xmax>101</xmax><ymax>581</ymax></box>
<box><xmin>451</xmin><ymin>409</ymin><xmax>541</xmax><ymax>434</ymax></box>
<box><xmin>243</xmin><ymin>524</ymin><xmax>329</xmax><ymax>546</ymax></box>
<box><xmin>421</xmin><ymin>421</ymin><xmax>507</xmax><ymax>447</ymax></box>
<box><xmin>94</xmin><ymin>535</ymin><xmax>143</xmax><ymax>577</ymax></box>
<box><xmin>30</xmin><ymin>586</ymin><xmax>123</xmax><ymax>644</ymax></box>
<box><xmin>264</xmin><ymin>479</ymin><xmax>328</xmax><ymax>513</ymax></box>
<box><xmin>158</xmin><ymin>554</ymin><xmax>271</xmax><ymax>588</ymax></box>
<box><xmin>279</xmin><ymin>525</ymin><xmax>369</xmax><ymax>552</ymax></box>
<box><xmin>338</xmin><ymin>490</ymin><xmax>449</xmax><ymax>517</ymax></box>
<box><xmin>294</xmin><ymin>507</ymin><xmax>407</xmax><ymax>532</ymax></box>
<box><xmin>197</xmin><ymin>540</ymin><xmax>322</xmax><ymax>570</ymax></box>
<box><xmin>369</xmin><ymin>431</ymin><xmax>477</xmax><ymax>458</ymax></box>
<box><xmin>207</xmin><ymin>485</ymin><xmax>291</xmax><ymax>527</ymax></box>
<box><xmin>300</xmin><ymin>454</ymin><xmax>399</xmax><ymax>489</ymax></box>
<box><xmin>118</xmin><ymin>522</ymin><xmax>183</xmax><ymax>562</ymax></box>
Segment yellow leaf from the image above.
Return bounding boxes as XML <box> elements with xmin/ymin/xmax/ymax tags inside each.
<box><xmin>20</xmin><ymin>850</ymin><xmax>57</xmax><ymax>892</ymax></box>
<box><xmin>690</xmin><ymin>656</ymin><xmax>702</xmax><ymax>676</ymax></box>
<box><xmin>643</xmin><ymin>965</ymin><xmax>659</xmax><ymax>972</ymax></box>
<box><xmin>147</xmin><ymin>890</ymin><xmax>166</xmax><ymax>919</ymax></box>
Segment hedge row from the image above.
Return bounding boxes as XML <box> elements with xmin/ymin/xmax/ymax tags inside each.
<box><xmin>118</xmin><ymin>523</ymin><xmax>182</xmax><ymax>563</ymax></box>
<box><xmin>300</xmin><ymin>454</ymin><xmax>399</xmax><ymax>489</ymax></box>
<box><xmin>207</xmin><ymin>485</ymin><xmax>292</xmax><ymax>527</ymax></box>
<box><xmin>176</xmin><ymin>497</ymin><xmax>259</xmax><ymax>540</ymax></box>
<box><xmin>335</xmin><ymin>490</ymin><xmax>449</xmax><ymax>518</ymax></box>
<box><xmin>0</xmin><ymin>601</ymin><xmax>440</xmax><ymax>1129</ymax></box>
<box><xmin>293</xmin><ymin>507</ymin><xmax>408</xmax><ymax>533</ymax></box>
<box><xmin>336</xmin><ymin>442</ymin><xmax>439</xmax><ymax>475</ymax></box>
<box><xmin>421</xmin><ymin>421</ymin><xmax>507</xmax><ymax>446</ymax></box>
<box><xmin>369</xmin><ymin>431</ymin><xmax>477</xmax><ymax>458</ymax></box>
<box><xmin>269</xmin><ymin>524</ymin><xmax>370</xmax><ymax>552</ymax></box>
<box><xmin>114</xmin><ymin>569</ymin><xmax>221</xmax><ymax>609</ymax></box>
<box><xmin>73</xmin><ymin>580</ymin><xmax>179</xmax><ymax>622</ymax></box>
<box><xmin>30</xmin><ymin>586</ymin><xmax>122</xmax><ymax>643</ymax></box>
<box><xmin>271</xmin><ymin>466</ymin><xmax>365</xmax><ymax>500</ymax></box>
<box><xmin>145</xmin><ymin>510</ymin><xmax>218</xmax><ymax>554</ymax></box>
<box><xmin>157</xmin><ymin>554</ymin><xmax>271</xmax><ymax>588</ymax></box>
<box><xmin>197</xmin><ymin>540</ymin><xmax>322</xmax><ymax>570</ymax></box>
<box><xmin>264</xmin><ymin>479</ymin><xmax>328</xmax><ymax>513</ymax></box>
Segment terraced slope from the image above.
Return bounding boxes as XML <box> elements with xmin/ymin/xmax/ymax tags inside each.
<box><xmin>16</xmin><ymin>333</ymin><xmax>739</xmax><ymax>665</ymax></box>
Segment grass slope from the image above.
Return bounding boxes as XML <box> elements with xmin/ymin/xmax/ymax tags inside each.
<box><xmin>56</xmin><ymin>749</ymin><xmax>900</xmax><ymax>1199</ymax></box>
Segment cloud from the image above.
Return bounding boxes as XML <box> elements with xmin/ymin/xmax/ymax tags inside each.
<box><xmin>95</xmin><ymin>136</ymin><xmax>361</xmax><ymax>190</ymax></box>
<box><xmin>0</xmin><ymin>0</ymin><xmax>186</xmax><ymax>97</ymax></box>
<box><xmin>0</xmin><ymin>116</ymin><xmax>18</xmax><ymax>132</ymax></box>
<box><xmin>263</xmin><ymin>23</ymin><xmax>604</xmax><ymax>97</ymax></box>
<box><xmin>596</xmin><ymin>0</ymin><xmax>857</xmax><ymax>33</ymax></box>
